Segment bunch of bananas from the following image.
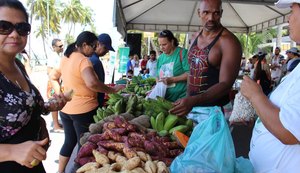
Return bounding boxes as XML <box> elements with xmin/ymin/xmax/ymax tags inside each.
<box><xmin>150</xmin><ymin>113</ymin><xmax>194</xmax><ymax>137</ymax></box>
<box><xmin>93</xmin><ymin>106</ymin><xmax>115</xmax><ymax>123</ymax></box>
<box><xmin>125</xmin><ymin>94</ymin><xmax>144</xmax><ymax>116</ymax></box>
<box><xmin>143</xmin><ymin>97</ymin><xmax>172</xmax><ymax>118</ymax></box>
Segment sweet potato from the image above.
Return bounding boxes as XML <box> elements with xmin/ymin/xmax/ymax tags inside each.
<box><xmin>88</xmin><ymin>134</ymin><xmax>109</xmax><ymax>144</ymax></box>
<box><xmin>136</xmin><ymin>151</ymin><xmax>147</xmax><ymax>162</ymax></box>
<box><xmin>96</xmin><ymin>145</ymin><xmax>108</xmax><ymax>155</ymax></box>
<box><xmin>127</xmin><ymin>136</ymin><xmax>144</xmax><ymax>148</ymax></box>
<box><xmin>116</xmin><ymin>155</ymin><xmax>127</xmax><ymax>165</ymax></box>
<box><xmin>106</xmin><ymin>129</ymin><xmax>123</xmax><ymax>142</ymax></box>
<box><xmin>107</xmin><ymin>151</ymin><xmax>121</xmax><ymax>161</ymax></box>
<box><xmin>157</xmin><ymin>161</ymin><xmax>170</xmax><ymax>173</ymax></box>
<box><xmin>123</xmin><ymin>146</ymin><xmax>137</xmax><ymax>159</ymax></box>
<box><xmin>92</xmin><ymin>150</ymin><xmax>110</xmax><ymax>165</ymax></box>
<box><xmin>111</xmin><ymin>128</ymin><xmax>127</xmax><ymax>135</ymax></box>
<box><xmin>168</xmin><ymin>148</ymin><xmax>184</xmax><ymax>157</ymax></box>
<box><xmin>144</xmin><ymin>141</ymin><xmax>158</xmax><ymax>156</ymax></box>
<box><xmin>114</xmin><ymin>116</ymin><xmax>136</xmax><ymax>132</ymax></box>
<box><xmin>163</xmin><ymin>141</ymin><xmax>181</xmax><ymax>149</ymax></box>
<box><xmin>131</xmin><ymin>167</ymin><xmax>147</xmax><ymax>173</ymax></box>
<box><xmin>122</xmin><ymin>156</ymin><xmax>141</xmax><ymax>171</ymax></box>
<box><xmin>110</xmin><ymin>163</ymin><xmax>122</xmax><ymax>172</ymax></box>
<box><xmin>76</xmin><ymin>162</ymin><xmax>99</xmax><ymax>173</ymax></box>
<box><xmin>102</xmin><ymin>121</ymin><xmax>117</xmax><ymax>131</ymax></box>
<box><xmin>97</xmin><ymin>141</ymin><xmax>125</xmax><ymax>152</ymax></box>
<box><xmin>75</xmin><ymin>156</ymin><xmax>96</xmax><ymax>166</ymax></box>
<box><xmin>77</xmin><ymin>142</ymin><xmax>97</xmax><ymax>158</ymax></box>
<box><xmin>144</xmin><ymin>160</ymin><xmax>157</xmax><ymax>173</ymax></box>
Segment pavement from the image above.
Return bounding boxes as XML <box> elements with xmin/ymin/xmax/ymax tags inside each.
<box><xmin>29</xmin><ymin>67</ymin><xmax>66</xmax><ymax>173</ymax></box>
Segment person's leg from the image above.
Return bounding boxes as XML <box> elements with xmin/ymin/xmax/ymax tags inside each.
<box><xmin>58</xmin><ymin>112</ymin><xmax>77</xmax><ymax>173</ymax></box>
<box><xmin>72</xmin><ymin>109</ymin><xmax>96</xmax><ymax>147</ymax></box>
<box><xmin>52</xmin><ymin>111</ymin><xmax>63</xmax><ymax>131</ymax></box>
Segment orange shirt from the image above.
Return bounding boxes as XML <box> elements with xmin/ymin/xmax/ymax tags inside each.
<box><xmin>59</xmin><ymin>52</ymin><xmax>98</xmax><ymax>114</ymax></box>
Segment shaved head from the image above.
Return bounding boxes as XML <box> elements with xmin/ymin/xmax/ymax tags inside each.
<box><xmin>199</xmin><ymin>0</ymin><xmax>222</xmax><ymax>10</ymax></box>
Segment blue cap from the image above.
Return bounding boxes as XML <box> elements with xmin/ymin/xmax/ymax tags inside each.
<box><xmin>98</xmin><ymin>33</ymin><xmax>115</xmax><ymax>52</ymax></box>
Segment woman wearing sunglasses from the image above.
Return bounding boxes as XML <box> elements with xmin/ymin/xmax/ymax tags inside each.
<box><xmin>0</xmin><ymin>0</ymin><xmax>69</xmax><ymax>172</ymax></box>
<box><xmin>49</xmin><ymin>31</ymin><xmax>123</xmax><ymax>173</ymax></box>
<box><xmin>157</xmin><ymin>29</ymin><xmax>190</xmax><ymax>102</ymax></box>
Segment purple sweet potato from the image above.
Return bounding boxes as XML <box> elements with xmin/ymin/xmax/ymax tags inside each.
<box><xmin>97</xmin><ymin>140</ymin><xmax>125</xmax><ymax>152</ymax></box>
<box><xmin>88</xmin><ymin>133</ymin><xmax>110</xmax><ymax>144</ymax></box>
<box><xmin>106</xmin><ymin>129</ymin><xmax>123</xmax><ymax>142</ymax></box>
<box><xmin>111</xmin><ymin>128</ymin><xmax>127</xmax><ymax>135</ymax></box>
<box><xmin>74</xmin><ymin>156</ymin><xmax>95</xmax><ymax>166</ymax></box>
<box><xmin>168</xmin><ymin>149</ymin><xmax>184</xmax><ymax>157</ymax></box>
<box><xmin>96</xmin><ymin>145</ymin><xmax>108</xmax><ymax>155</ymax></box>
<box><xmin>77</xmin><ymin>142</ymin><xmax>97</xmax><ymax>158</ymax></box>
<box><xmin>163</xmin><ymin>141</ymin><xmax>181</xmax><ymax>149</ymax></box>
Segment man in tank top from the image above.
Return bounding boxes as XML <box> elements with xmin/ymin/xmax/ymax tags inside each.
<box><xmin>170</xmin><ymin>0</ymin><xmax>242</xmax><ymax>115</ymax></box>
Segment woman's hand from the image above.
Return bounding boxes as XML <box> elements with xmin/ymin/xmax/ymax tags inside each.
<box><xmin>112</xmin><ymin>85</ymin><xmax>125</xmax><ymax>93</ymax></box>
<box><xmin>240</xmin><ymin>75</ymin><xmax>263</xmax><ymax>101</ymax></box>
<box><xmin>45</xmin><ymin>90</ymin><xmax>73</xmax><ymax>112</ymax></box>
<box><xmin>11</xmin><ymin>138</ymin><xmax>48</xmax><ymax>168</ymax></box>
<box><xmin>159</xmin><ymin>77</ymin><xmax>173</xmax><ymax>85</ymax></box>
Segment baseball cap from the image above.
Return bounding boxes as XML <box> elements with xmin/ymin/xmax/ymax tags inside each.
<box><xmin>275</xmin><ymin>0</ymin><xmax>300</xmax><ymax>8</ymax></box>
<box><xmin>98</xmin><ymin>33</ymin><xmax>115</xmax><ymax>52</ymax></box>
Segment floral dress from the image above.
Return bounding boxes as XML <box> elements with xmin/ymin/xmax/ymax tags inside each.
<box><xmin>0</xmin><ymin>61</ymin><xmax>46</xmax><ymax>173</ymax></box>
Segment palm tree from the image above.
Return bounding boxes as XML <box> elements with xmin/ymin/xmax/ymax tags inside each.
<box><xmin>27</xmin><ymin>0</ymin><xmax>61</xmax><ymax>60</ymax></box>
<box><xmin>61</xmin><ymin>0</ymin><xmax>94</xmax><ymax>36</ymax></box>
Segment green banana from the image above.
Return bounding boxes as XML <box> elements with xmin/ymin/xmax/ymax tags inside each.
<box><xmin>158</xmin><ymin>130</ymin><xmax>169</xmax><ymax>137</ymax></box>
<box><xmin>163</xmin><ymin>114</ymin><xmax>179</xmax><ymax>131</ymax></box>
<box><xmin>185</xmin><ymin>119</ymin><xmax>194</xmax><ymax>129</ymax></box>
<box><xmin>169</xmin><ymin>125</ymin><xmax>189</xmax><ymax>134</ymax></box>
<box><xmin>155</xmin><ymin>112</ymin><xmax>165</xmax><ymax>131</ymax></box>
<box><xmin>150</xmin><ymin>116</ymin><xmax>156</xmax><ymax>130</ymax></box>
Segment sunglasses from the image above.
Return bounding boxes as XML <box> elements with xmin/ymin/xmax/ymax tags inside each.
<box><xmin>0</xmin><ymin>20</ymin><xmax>31</xmax><ymax>36</ymax></box>
<box><xmin>56</xmin><ymin>45</ymin><xmax>63</xmax><ymax>48</ymax></box>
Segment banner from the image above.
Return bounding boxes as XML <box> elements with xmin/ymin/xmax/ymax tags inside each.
<box><xmin>118</xmin><ymin>47</ymin><xmax>130</xmax><ymax>74</ymax></box>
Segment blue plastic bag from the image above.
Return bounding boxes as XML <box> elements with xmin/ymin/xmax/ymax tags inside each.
<box><xmin>170</xmin><ymin>106</ymin><xmax>236</xmax><ymax>173</ymax></box>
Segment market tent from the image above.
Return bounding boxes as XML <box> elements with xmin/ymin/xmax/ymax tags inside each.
<box><xmin>115</xmin><ymin>0</ymin><xmax>291</xmax><ymax>36</ymax></box>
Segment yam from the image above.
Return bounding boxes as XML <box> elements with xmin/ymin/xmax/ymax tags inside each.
<box><xmin>88</xmin><ymin>134</ymin><xmax>109</xmax><ymax>144</ymax></box>
<box><xmin>116</xmin><ymin>155</ymin><xmax>127</xmax><ymax>165</ymax></box>
<box><xmin>110</xmin><ymin>163</ymin><xmax>122</xmax><ymax>172</ymax></box>
<box><xmin>123</xmin><ymin>146</ymin><xmax>137</xmax><ymax>159</ymax></box>
<box><xmin>131</xmin><ymin>167</ymin><xmax>147</xmax><ymax>173</ymax></box>
<box><xmin>92</xmin><ymin>150</ymin><xmax>110</xmax><ymax>165</ymax></box>
<box><xmin>77</xmin><ymin>142</ymin><xmax>97</xmax><ymax>158</ymax></box>
<box><xmin>107</xmin><ymin>151</ymin><xmax>121</xmax><ymax>161</ymax></box>
<box><xmin>97</xmin><ymin>141</ymin><xmax>125</xmax><ymax>152</ymax></box>
<box><xmin>76</xmin><ymin>162</ymin><xmax>99</xmax><ymax>173</ymax></box>
<box><xmin>122</xmin><ymin>156</ymin><xmax>141</xmax><ymax>171</ymax></box>
<box><xmin>75</xmin><ymin>156</ymin><xmax>95</xmax><ymax>166</ymax></box>
<box><xmin>144</xmin><ymin>160</ymin><xmax>157</xmax><ymax>173</ymax></box>
<box><xmin>157</xmin><ymin>161</ymin><xmax>170</xmax><ymax>173</ymax></box>
<box><xmin>96</xmin><ymin>145</ymin><xmax>108</xmax><ymax>155</ymax></box>
<box><xmin>136</xmin><ymin>151</ymin><xmax>147</xmax><ymax>162</ymax></box>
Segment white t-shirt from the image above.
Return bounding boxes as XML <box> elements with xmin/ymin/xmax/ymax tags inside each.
<box><xmin>249</xmin><ymin>64</ymin><xmax>300</xmax><ymax>173</ymax></box>
<box><xmin>146</xmin><ymin>59</ymin><xmax>157</xmax><ymax>77</ymax></box>
<box><xmin>47</xmin><ymin>51</ymin><xmax>61</xmax><ymax>69</ymax></box>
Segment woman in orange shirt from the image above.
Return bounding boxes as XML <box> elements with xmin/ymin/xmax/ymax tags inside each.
<box><xmin>50</xmin><ymin>31</ymin><xmax>122</xmax><ymax>173</ymax></box>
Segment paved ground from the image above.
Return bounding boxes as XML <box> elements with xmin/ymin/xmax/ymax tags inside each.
<box><xmin>29</xmin><ymin>67</ymin><xmax>65</xmax><ymax>173</ymax></box>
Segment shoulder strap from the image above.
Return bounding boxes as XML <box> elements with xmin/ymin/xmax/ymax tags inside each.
<box><xmin>207</xmin><ymin>27</ymin><xmax>224</xmax><ymax>51</ymax></box>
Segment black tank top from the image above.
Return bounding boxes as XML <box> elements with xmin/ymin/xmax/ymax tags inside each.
<box><xmin>188</xmin><ymin>28</ymin><xmax>229</xmax><ymax>106</ymax></box>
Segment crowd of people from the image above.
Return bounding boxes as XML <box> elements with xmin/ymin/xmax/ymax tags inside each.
<box><xmin>1</xmin><ymin>0</ymin><xmax>300</xmax><ymax>172</ymax></box>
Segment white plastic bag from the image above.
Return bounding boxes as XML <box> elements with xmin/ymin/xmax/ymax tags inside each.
<box><xmin>146</xmin><ymin>82</ymin><xmax>167</xmax><ymax>99</ymax></box>
<box><xmin>229</xmin><ymin>92</ymin><xmax>256</xmax><ymax>123</ymax></box>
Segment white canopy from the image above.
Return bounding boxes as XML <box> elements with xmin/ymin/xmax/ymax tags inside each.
<box><xmin>115</xmin><ymin>0</ymin><xmax>291</xmax><ymax>36</ymax></box>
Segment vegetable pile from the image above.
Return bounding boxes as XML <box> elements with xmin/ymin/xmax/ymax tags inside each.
<box><xmin>76</xmin><ymin>116</ymin><xmax>183</xmax><ymax>173</ymax></box>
